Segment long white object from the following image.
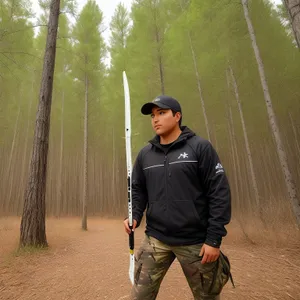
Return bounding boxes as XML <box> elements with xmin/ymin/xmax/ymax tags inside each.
<box><xmin>123</xmin><ymin>71</ymin><xmax>134</xmax><ymax>286</ymax></box>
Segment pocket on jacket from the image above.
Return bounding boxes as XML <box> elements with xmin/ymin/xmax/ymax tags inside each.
<box><xmin>169</xmin><ymin>200</ymin><xmax>201</xmax><ymax>230</ymax></box>
<box><xmin>146</xmin><ymin>203</ymin><xmax>153</xmax><ymax>218</ymax></box>
<box><xmin>146</xmin><ymin>202</ymin><xmax>167</xmax><ymax>233</ymax></box>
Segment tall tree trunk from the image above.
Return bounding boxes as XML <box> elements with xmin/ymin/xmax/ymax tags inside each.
<box><xmin>7</xmin><ymin>96</ymin><xmax>21</xmax><ymax>212</ymax></box>
<box><xmin>289</xmin><ymin>112</ymin><xmax>300</xmax><ymax>154</ymax></box>
<box><xmin>155</xmin><ymin>30</ymin><xmax>165</xmax><ymax>94</ymax></box>
<box><xmin>226</xmin><ymin>70</ymin><xmax>256</xmax><ymax>244</ymax></box>
<box><xmin>179</xmin><ymin>0</ymin><xmax>211</xmax><ymax>140</ymax></box>
<box><xmin>228</xmin><ymin>107</ymin><xmax>244</xmax><ymax>207</ymax></box>
<box><xmin>19</xmin><ymin>77</ymin><xmax>34</xmax><ymax>215</ymax></box>
<box><xmin>20</xmin><ymin>0</ymin><xmax>60</xmax><ymax>247</ymax></box>
<box><xmin>112</xmin><ymin>127</ymin><xmax>116</xmax><ymax>204</ymax></box>
<box><xmin>57</xmin><ymin>90</ymin><xmax>65</xmax><ymax>218</ymax></box>
<box><xmin>225</xmin><ymin>69</ymin><xmax>242</xmax><ymax>204</ymax></box>
<box><xmin>227</xmin><ymin>117</ymin><xmax>239</xmax><ymax>203</ymax></box>
<box><xmin>212</xmin><ymin>123</ymin><xmax>219</xmax><ymax>152</ymax></box>
<box><xmin>284</xmin><ymin>0</ymin><xmax>300</xmax><ymax>49</ymax></box>
<box><xmin>242</xmin><ymin>0</ymin><xmax>300</xmax><ymax>225</ymax></box>
<box><xmin>228</xmin><ymin>102</ymin><xmax>255</xmax><ymax>242</ymax></box>
<box><xmin>153</xmin><ymin>6</ymin><xmax>165</xmax><ymax>94</ymax></box>
<box><xmin>228</xmin><ymin>65</ymin><xmax>260</xmax><ymax>208</ymax></box>
<box><xmin>188</xmin><ymin>32</ymin><xmax>211</xmax><ymax>141</ymax></box>
<box><xmin>82</xmin><ymin>73</ymin><xmax>88</xmax><ymax>230</ymax></box>
<box><xmin>288</xmin><ymin>113</ymin><xmax>300</xmax><ymax>179</ymax></box>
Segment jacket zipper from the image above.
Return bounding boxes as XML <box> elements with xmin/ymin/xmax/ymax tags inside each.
<box><xmin>154</xmin><ymin>140</ymin><xmax>187</xmax><ymax>230</ymax></box>
<box><xmin>164</xmin><ymin>154</ymin><xmax>168</xmax><ymax>222</ymax></box>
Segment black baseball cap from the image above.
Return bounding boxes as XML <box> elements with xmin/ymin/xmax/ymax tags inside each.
<box><xmin>141</xmin><ymin>95</ymin><xmax>182</xmax><ymax>115</ymax></box>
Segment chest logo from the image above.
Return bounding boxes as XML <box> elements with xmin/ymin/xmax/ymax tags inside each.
<box><xmin>178</xmin><ymin>152</ymin><xmax>189</xmax><ymax>159</ymax></box>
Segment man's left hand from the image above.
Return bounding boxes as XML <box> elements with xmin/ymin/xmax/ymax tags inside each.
<box><xmin>199</xmin><ymin>244</ymin><xmax>220</xmax><ymax>264</ymax></box>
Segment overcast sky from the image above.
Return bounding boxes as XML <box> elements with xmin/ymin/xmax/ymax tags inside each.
<box><xmin>30</xmin><ymin>0</ymin><xmax>281</xmax><ymax>65</ymax></box>
<box><xmin>30</xmin><ymin>0</ymin><xmax>133</xmax><ymax>44</ymax></box>
<box><xmin>30</xmin><ymin>0</ymin><xmax>133</xmax><ymax>65</ymax></box>
<box><xmin>30</xmin><ymin>0</ymin><xmax>282</xmax><ymax>42</ymax></box>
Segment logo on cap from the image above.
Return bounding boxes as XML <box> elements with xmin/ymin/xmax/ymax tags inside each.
<box><xmin>153</xmin><ymin>98</ymin><xmax>160</xmax><ymax>102</ymax></box>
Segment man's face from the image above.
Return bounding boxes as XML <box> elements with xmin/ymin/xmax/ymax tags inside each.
<box><xmin>150</xmin><ymin>106</ymin><xmax>181</xmax><ymax>136</ymax></box>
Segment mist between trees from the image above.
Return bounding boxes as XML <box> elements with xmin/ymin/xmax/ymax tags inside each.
<box><xmin>1</xmin><ymin>0</ymin><xmax>300</xmax><ymax>241</ymax></box>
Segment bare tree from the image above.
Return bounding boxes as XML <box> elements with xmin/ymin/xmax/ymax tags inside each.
<box><xmin>56</xmin><ymin>90</ymin><xmax>65</xmax><ymax>218</ymax></box>
<box><xmin>82</xmin><ymin>73</ymin><xmax>88</xmax><ymax>230</ymax></box>
<box><xmin>283</xmin><ymin>0</ymin><xmax>300</xmax><ymax>48</ymax></box>
<box><xmin>153</xmin><ymin>4</ymin><xmax>165</xmax><ymax>94</ymax></box>
<box><xmin>7</xmin><ymin>96</ymin><xmax>21</xmax><ymax>211</ymax></box>
<box><xmin>20</xmin><ymin>0</ymin><xmax>61</xmax><ymax>247</ymax></box>
<box><xmin>19</xmin><ymin>76</ymin><xmax>35</xmax><ymax>213</ymax></box>
<box><xmin>289</xmin><ymin>112</ymin><xmax>300</xmax><ymax>154</ymax></box>
<box><xmin>188</xmin><ymin>32</ymin><xmax>211</xmax><ymax>141</ymax></box>
<box><xmin>179</xmin><ymin>0</ymin><xmax>211</xmax><ymax>141</ymax></box>
<box><xmin>228</xmin><ymin>65</ymin><xmax>260</xmax><ymax>208</ymax></box>
<box><xmin>242</xmin><ymin>0</ymin><xmax>300</xmax><ymax>225</ymax></box>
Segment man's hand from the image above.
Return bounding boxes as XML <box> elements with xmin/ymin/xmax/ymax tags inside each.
<box><xmin>123</xmin><ymin>218</ymin><xmax>137</xmax><ymax>234</ymax></box>
<box><xmin>199</xmin><ymin>244</ymin><xmax>220</xmax><ymax>264</ymax></box>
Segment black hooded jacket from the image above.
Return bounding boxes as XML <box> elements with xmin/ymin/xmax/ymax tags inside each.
<box><xmin>131</xmin><ymin>126</ymin><xmax>231</xmax><ymax>248</ymax></box>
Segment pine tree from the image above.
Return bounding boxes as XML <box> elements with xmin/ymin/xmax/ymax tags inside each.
<box><xmin>72</xmin><ymin>0</ymin><xmax>106</xmax><ymax>230</ymax></box>
<box><xmin>20</xmin><ymin>0</ymin><xmax>61</xmax><ymax>247</ymax></box>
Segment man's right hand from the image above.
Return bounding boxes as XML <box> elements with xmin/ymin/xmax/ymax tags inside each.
<box><xmin>123</xmin><ymin>218</ymin><xmax>137</xmax><ymax>234</ymax></box>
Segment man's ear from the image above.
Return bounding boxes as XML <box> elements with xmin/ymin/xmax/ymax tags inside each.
<box><xmin>175</xmin><ymin>112</ymin><xmax>181</xmax><ymax>122</ymax></box>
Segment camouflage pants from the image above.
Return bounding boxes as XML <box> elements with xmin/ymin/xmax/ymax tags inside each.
<box><xmin>131</xmin><ymin>235</ymin><xmax>227</xmax><ymax>300</ymax></box>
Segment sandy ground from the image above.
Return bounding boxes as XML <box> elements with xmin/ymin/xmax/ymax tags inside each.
<box><xmin>0</xmin><ymin>217</ymin><xmax>300</xmax><ymax>300</ymax></box>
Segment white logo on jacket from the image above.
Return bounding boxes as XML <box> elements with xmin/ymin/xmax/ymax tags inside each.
<box><xmin>215</xmin><ymin>163</ymin><xmax>224</xmax><ymax>174</ymax></box>
<box><xmin>178</xmin><ymin>152</ymin><xmax>188</xmax><ymax>159</ymax></box>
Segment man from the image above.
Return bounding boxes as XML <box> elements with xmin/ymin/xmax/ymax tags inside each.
<box><xmin>124</xmin><ymin>95</ymin><xmax>232</xmax><ymax>300</ymax></box>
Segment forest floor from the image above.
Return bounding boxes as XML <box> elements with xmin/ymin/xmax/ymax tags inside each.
<box><xmin>0</xmin><ymin>217</ymin><xmax>300</xmax><ymax>300</ymax></box>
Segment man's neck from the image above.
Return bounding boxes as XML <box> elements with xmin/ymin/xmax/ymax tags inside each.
<box><xmin>160</xmin><ymin>127</ymin><xmax>182</xmax><ymax>145</ymax></box>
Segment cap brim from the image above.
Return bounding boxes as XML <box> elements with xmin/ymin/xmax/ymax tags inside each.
<box><xmin>141</xmin><ymin>102</ymin><xmax>170</xmax><ymax>115</ymax></box>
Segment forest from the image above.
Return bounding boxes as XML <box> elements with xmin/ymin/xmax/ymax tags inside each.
<box><xmin>1</xmin><ymin>0</ymin><xmax>300</xmax><ymax>237</ymax></box>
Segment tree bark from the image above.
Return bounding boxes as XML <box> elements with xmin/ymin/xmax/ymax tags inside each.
<box><xmin>188</xmin><ymin>32</ymin><xmax>211</xmax><ymax>141</ymax></box>
<box><xmin>289</xmin><ymin>112</ymin><xmax>300</xmax><ymax>154</ymax></box>
<box><xmin>228</xmin><ymin>65</ymin><xmax>260</xmax><ymax>208</ymax></box>
<box><xmin>228</xmin><ymin>106</ymin><xmax>244</xmax><ymax>206</ymax></box>
<box><xmin>155</xmin><ymin>26</ymin><xmax>165</xmax><ymax>94</ymax></box>
<box><xmin>284</xmin><ymin>0</ymin><xmax>300</xmax><ymax>49</ymax></box>
<box><xmin>57</xmin><ymin>90</ymin><xmax>65</xmax><ymax>218</ymax></box>
<box><xmin>7</xmin><ymin>96</ymin><xmax>21</xmax><ymax>212</ymax></box>
<box><xmin>82</xmin><ymin>73</ymin><xmax>88</xmax><ymax>230</ymax></box>
<box><xmin>19</xmin><ymin>77</ymin><xmax>34</xmax><ymax>215</ymax></box>
<box><xmin>20</xmin><ymin>0</ymin><xmax>60</xmax><ymax>247</ymax></box>
<box><xmin>179</xmin><ymin>0</ymin><xmax>211</xmax><ymax>141</ymax></box>
<box><xmin>112</xmin><ymin>127</ymin><xmax>116</xmax><ymax>204</ymax></box>
<box><xmin>153</xmin><ymin>4</ymin><xmax>165</xmax><ymax>95</ymax></box>
<box><xmin>242</xmin><ymin>0</ymin><xmax>300</xmax><ymax>225</ymax></box>
<box><xmin>227</xmin><ymin>114</ymin><xmax>239</xmax><ymax>203</ymax></box>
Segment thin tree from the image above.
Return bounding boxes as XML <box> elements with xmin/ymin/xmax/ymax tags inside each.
<box><xmin>152</xmin><ymin>1</ymin><xmax>165</xmax><ymax>94</ymax></box>
<box><xmin>82</xmin><ymin>72</ymin><xmax>88</xmax><ymax>230</ymax></box>
<box><xmin>228</xmin><ymin>65</ymin><xmax>260</xmax><ymax>208</ymax></box>
<box><xmin>19</xmin><ymin>76</ymin><xmax>34</xmax><ymax>214</ymax></box>
<box><xmin>242</xmin><ymin>0</ymin><xmax>300</xmax><ymax>225</ymax></box>
<box><xmin>7</xmin><ymin>96</ymin><xmax>21</xmax><ymax>211</ymax></box>
<box><xmin>57</xmin><ymin>88</ymin><xmax>65</xmax><ymax>218</ymax></box>
<box><xmin>289</xmin><ymin>112</ymin><xmax>300</xmax><ymax>154</ymax></box>
<box><xmin>179</xmin><ymin>0</ymin><xmax>211</xmax><ymax>141</ymax></box>
<box><xmin>20</xmin><ymin>0</ymin><xmax>61</xmax><ymax>247</ymax></box>
<box><xmin>189</xmin><ymin>32</ymin><xmax>211</xmax><ymax>141</ymax></box>
<box><xmin>283</xmin><ymin>0</ymin><xmax>300</xmax><ymax>48</ymax></box>
<box><xmin>72</xmin><ymin>0</ymin><xmax>106</xmax><ymax>229</ymax></box>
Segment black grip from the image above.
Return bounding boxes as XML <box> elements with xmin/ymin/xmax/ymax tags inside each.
<box><xmin>129</xmin><ymin>226</ymin><xmax>134</xmax><ymax>250</ymax></box>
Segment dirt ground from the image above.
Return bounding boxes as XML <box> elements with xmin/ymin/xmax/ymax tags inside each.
<box><xmin>0</xmin><ymin>217</ymin><xmax>300</xmax><ymax>300</ymax></box>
